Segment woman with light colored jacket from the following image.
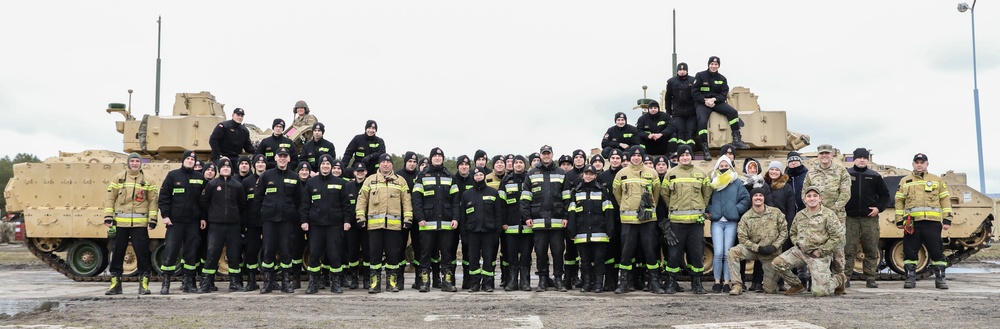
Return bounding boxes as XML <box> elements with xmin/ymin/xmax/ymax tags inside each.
<box><xmin>706</xmin><ymin>157</ymin><xmax>750</xmax><ymax>293</ymax></box>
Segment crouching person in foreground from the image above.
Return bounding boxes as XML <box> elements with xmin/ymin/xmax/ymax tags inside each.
<box><xmin>773</xmin><ymin>186</ymin><xmax>846</xmax><ymax>297</ymax></box>
<box><xmin>728</xmin><ymin>187</ymin><xmax>787</xmax><ymax>295</ymax></box>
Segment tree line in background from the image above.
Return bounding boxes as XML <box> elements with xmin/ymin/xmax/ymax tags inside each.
<box><xmin>0</xmin><ymin>153</ymin><xmax>41</xmax><ymax>217</ymax></box>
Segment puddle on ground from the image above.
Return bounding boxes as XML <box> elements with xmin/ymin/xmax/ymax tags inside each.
<box><xmin>0</xmin><ymin>300</ymin><xmax>66</xmax><ymax>316</ymax></box>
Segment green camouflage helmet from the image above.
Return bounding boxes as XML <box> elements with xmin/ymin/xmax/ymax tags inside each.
<box><xmin>293</xmin><ymin>100</ymin><xmax>309</xmax><ymax>114</ymax></box>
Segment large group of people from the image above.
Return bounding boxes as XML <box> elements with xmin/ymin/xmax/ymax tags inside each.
<box><xmin>100</xmin><ymin>58</ymin><xmax>954</xmax><ymax>298</ymax></box>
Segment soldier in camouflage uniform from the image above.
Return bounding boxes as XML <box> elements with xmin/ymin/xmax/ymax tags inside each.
<box><xmin>801</xmin><ymin>144</ymin><xmax>850</xmax><ymax>277</ymax></box>
<box><xmin>728</xmin><ymin>188</ymin><xmax>788</xmax><ymax>295</ymax></box>
<box><xmin>773</xmin><ymin>186</ymin><xmax>847</xmax><ymax>297</ymax></box>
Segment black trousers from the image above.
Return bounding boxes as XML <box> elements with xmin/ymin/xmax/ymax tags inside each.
<box><xmin>369</xmin><ymin>229</ymin><xmax>403</xmax><ymax>271</ymax></box>
<box><xmin>496</xmin><ymin>232</ymin><xmax>506</xmax><ymax>269</ymax></box>
<box><xmin>344</xmin><ymin>223</ymin><xmax>369</xmax><ymax>269</ymax></box>
<box><xmin>291</xmin><ymin>225</ymin><xmax>306</xmax><ymax>268</ymax></box>
<box><xmin>243</xmin><ymin>226</ymin><xmax>262</xmax><ymax>271</ymax></box>
<box><xmin>666</xmin><ymin>223</ymin><xmax>705</xmax><ymax>274</ymax></box>
<box><xmin>904</xmin><ymin>221</ymin><xmax>946</xmax><ymax>263</ymax></box>
<box><xmin>404</xmin><ymin>223</ymin><xmax>419</xmax><ymax>268</ymax></box>
<box><xmin>534</xmin><ymin>230</ymin><xmax>565</xmax><ymax>275</ymax></box>
<box><xmin>644</xmin><ymin>123</ymin><xmax>680</xmax><ymax>156</ymax></box>
<box><xmin>467</xmin><ymin>232</ymin><xmax>499</xmax><ymax>276</ymax></box>
<box><xmin>110</xmin><ymin>226</ymin><xmax>151</xmax><ymax>276</ymax></box>
<box><xmin>695</xmin><ymin>102</ymin><xmax>740</xmax><ymax>143</ymax></box>
<box><xmin>578</xmin><ymin>242</ymin><xmax>609</xmax><ymax>275</ymax></box>
<box><xmin>204</xmin><ymin>223</ymin><xmax>243</xmax><ymax>274</ymax></box>
<box><xmin>672</xmin><ymin>115</ymin><xmax>697</xmax><ymax>146</ymax></box>
<box><xmin>419</xmin><ymin>230</ymin><xmax>456</xmax><ymax>272</ymax></box>
<box><xmin>564</xmin><ymin>234</ymin><xmax>579</xmax><ymax>268</ymax></box>
<box><xmin>160</xmin><ymin>222</ymin><xmax>201</xmax><ymax>275</ymax></box>
<box><xmin>261</xmin><ymin>221</ymin><xmax>295</xmax><ymax>273</ymax></box>
<box><xmin>620</xmin><ymin>222</ymin><xmax>660</xmax><ymax>270</ymax></box>
<box><xmin>307</xmin><ymin>224</ymin><xmax>344</xmax><ymax>273</ymax></box>
<box><xmin>504</xmin><ymin>233</ymin><xmax>533</xmax><ymax>267</ymax></box>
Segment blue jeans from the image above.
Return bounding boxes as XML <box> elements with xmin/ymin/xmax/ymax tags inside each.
<box><xmin>711</xmin><ymin>221</ymin><xmax>738</xmax><ymax>281</ymax></box>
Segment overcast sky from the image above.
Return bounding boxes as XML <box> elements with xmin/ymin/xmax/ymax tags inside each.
<box><xmin>1</xmin><ymin>1</ymin><xmax>998</xmax><ymax>191</ymax></box>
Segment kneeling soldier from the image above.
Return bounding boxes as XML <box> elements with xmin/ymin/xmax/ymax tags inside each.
<box><xmin>728</xmin><ymin>188</ymin><xmax>788</xmax><ymax>295</ymax></box>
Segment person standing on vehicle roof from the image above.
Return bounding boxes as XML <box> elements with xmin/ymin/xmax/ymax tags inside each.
<box><xmin>198</xmin><ymin>158</ymin><xmax>247</xmax><ymax>293</ymax></box>
<box><xmin>343</xmin><ymin>120</ymin><xmax>387</xmax><ymax>176</ymax></box>
<box><xmin>637</xmin><ymin>101</ymin><xmax>678</xmax><ymax>156</ymax></box>
<box><xmin>299</xmin><ymin>122</ymin><xmax>336</xmax><ymax>173</ymax></box>
<box><xmin>356</xmin><ymin>154</ymin><xmax>413</xmax><ymax>293</ymax></box>
<box><xmin>895</xmin><ymin>153</ymin><xmax>952</xmax><ymax>290</ymax></box>
<box><xmin>255</xmin><ymin>119</ymin><xmax>297</xmax><ymax>170</ymax></box>
<box><xmin>157</xmin><ymin>151</ymin><xmax>205</xmax><ymax>294</ymax></box>
<box><xmin>802</xmin><ymin>144</ymin><xmax>851</xmax><ymax>278</ymax></box>
<box><xmin>104</xmin><ymin>153</ymin><xmax>158</xmax><ymax>295</ymax></box>
<box><xmin>209</xmin><ymin>108</ymin><xmax>255</xmax><ymax>163</ymax></box>
<box><xmin>254</xmin><ymin>147</ymin><xmax>301</xmax><ymax>294</ymax></box>
<box><xmin>845</xmin><ymin>148</ymin><xmax>889</xmax><ymax>289</ymax></box>
<box><xmin>691</xmin><ymin>56</ymin><xmax>749</xmax><ymax>151</ymax></box>
<box><xmin>666</xmin><ymin>63</ymin><xmax>701</xmax><ymax>159</ymax></box>
<box><xmin>521</xmin><ymin>145</ymin><xmax>573</xmax><ymax>292</ymax></box>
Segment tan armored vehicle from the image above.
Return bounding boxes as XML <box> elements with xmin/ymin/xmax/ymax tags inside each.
<box><xmin>2</xmin><ymin>92</ymin><xmax>315</xmax><ymax>281</ymax></box>
<box><xmin>619</xmin><ymin>86</ymin><xmax>994</xmax><ymax>276</ymax></box>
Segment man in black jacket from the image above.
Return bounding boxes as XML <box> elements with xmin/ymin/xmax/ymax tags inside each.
<box><xmin>301</xmin><ymin>155</ymin><xmax>352</xmax><ymax>294</ymax></box>
<box><xmin>521</xmin><ymin>145</ymin><xmax>572</xmax><ymax>292</ymax></box>
<box><xmin>636</xmin><ymin>101</ymin><xmax>677</xmax><ymax>156</ymax></box>
<box><xmin>343</xmin><ymin>120</ymin><xmax>386</xmax><ymax>176</ymax></box>
<box><xmin>602</xmin><ymin>112</ymin><xmax>645</xmax><ymax>154</ymax></box>
<box><xmin>343</xmin><ymin>162</ymin><xmax>370</xmax><ymax>290</ymax></box>
<box><xmin>396</xmin><ymin>151</ymin><xmax>421</xmax><ymax>290</ymax></box>
<box><xmin>299</xmin><ymin>123</ymin><xmax>336</xmax><ymax>172</ymax></box>
<box><xmin>691</xmin><ymin>56</ymin><xmax>749</xmax><ymax>152</ymax></box>
<box><xmin>412</xmin><ymin>148</ymin><xmax>458</xmax><ymax>292</ymax></box>
<box><xmin>665</xmin><ymin>63</ymin><xmax>700</xmax><ymax>159</ymax></box>
<box><xmin>240</xmin><ymin>154</ymin><xmax>267</xmax><ymax>291</ymax></box>
<box><xmin>460</xmin><ymin>166</ymin><xmax>505</xmax><ymax>292</ymax></box>
<box><xmin>199</xmin><ymin>158</ymin><xmax>247</xmax><ymax>293</ymax></box>
<box><xmin>208</xmin><ymin>108</ymin><xmax>255</xmax><ymax>163</ymax></box>
<box><xmin>255</xmin><ymin>119</ymin><xmax>297</xmax><ymax>170</ymax></box>
<box><xmin>157</xmin><ymin>150</ymin><xmax>205</xmax><ymax>294</ymax></box>
<box><xmin>254</xmin><ymin>147</ymin><xmax>301</xmax><ymax>293</ymax></box>
<box><xmin>845</xmin><ymin>148</ymin><xmax>889</xmax><ymax>288</ymax></box>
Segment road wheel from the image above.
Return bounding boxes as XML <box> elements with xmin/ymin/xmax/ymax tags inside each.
<box><xmin>217</xmin><ymin>246</ymin><xmax>230</xmax><ymax>274</ymax></box>
<box><xmin>150</xmin><ymin>242</ymin><xmax>173</xmax><ymax>275</ymax></box>
<box><xmin>885</xmin><ymin>240</ymin><xmax>927</xmax><ymax>275</ymax></box>
<box><xmin>110</xmin><ymin>243</ymin><xmax>141</xmax><ymax>276</ymax></box>
<box><xmin>66</xmin><ymin>239</ymin><xmax>108</xmax><ymax>277</ymax></box>
<box><xmin>852</xmin><ymin>243</ymin><xmax>882</xmax><ymax>275</ymax></box>
<box><xmin>32</xmin><ymin>237</ymin><xmax>65</xmax><ymax>253</ymax></box>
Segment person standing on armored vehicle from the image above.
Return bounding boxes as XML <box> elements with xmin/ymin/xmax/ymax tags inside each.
<box><xmin>636</xmin><ymin>100</ymin><xmax>677</xmax><ymax>157</ymax></box>
<box><xmin>501</xmin><ymin>155</ymin><xmax>533</xmax><ymax>291</ymax></box>
<box><xmin>665</xmin><ymin>63</ymin><xmax>701</xmax><ymax>159</ymax></box>
<box><xmin>602</xmin><ymin>112</ymin><xmax>645</xmax><ymax>154</ymax></box>
<box><xmin>845</xmin><ymin>148</ymin><xmax>889</xmax><ymax>289</ymax></box>
<box><xmin>412</xmin><ymin>147</ymin><xmax>459</xmax><ymax>292</ymax></box>
<box><xmin>727</xmin><ymin>188</ymin><xmax>787</xmax><ymax>295</ymax></box>
<box><xmin>256</xmin><ymin>119</ymin><xmax>298</xmax><ymax>170</ymax></box>
<box><xmin>801</xmin><ymin>144</ymin><xmax>850</xmax><ymax>278</ymax></box>
<box><xmin>253</xmin><ymin>147</ymin><xmax>301</xmax><ymax>294</ymax></box>
<box><xmin>691</xmin><ymin>56</ymin><xmax>749</xmax><ymax>150</ymax></box>
<box><xmin>356</xmin><ymin>154</ymin><xmax>414</xmax><ymax>293</ymax></box>
<box><xmin>773</xmin><ymin>186</ymin><xmax>847</xmax><ymax>297</ymax></box>
<box><xmin>895</xmin><ymin>153</ymin><xmax>952</xmax><ymax>290</ymax></box>
<box><xmin>291</xmin><ymin>100</ymin><xmax>318</xmax><ymax>129</ymax></box>
<box><xmin>521</xmin><ymin>145</ymin><xmax>572</xmax><ymax>292</ymax></box>
<box><xmin>396</xmin><ymin>151</ymin><xmax>421</xmax><ymax>290</ymax></box>
<box><xmin>300</xmin><ymin>122</ymin><xmax>336</xmax><ymax>173</ymax></box>
<box><xmin>198</xmin><ymin>158</ymin><xmax>247</xmax><ymax>293</ymax></box>
<box><xmin>660</xmin><ymin>145</ymin><xmax>711</xmax><ymax>294</ymax></box>
<box><xmin>343</xmin><ymin>120</ymin><xmax>386</xmax><ymax>176</ymax></box>
<box><xmin>241</xmin><ymin>154</ymin><xmax>267</xmax><ymax>291</ymax></box>
<box><xmin>209</xmin><ymin>108</ymin><xmax>255</xmax><ymax>164</ymax></box>
<box><xmin>156</xmin><ymin>150</ymin><xmax>206</xmax><ymax>294</ymax></box>
<box><xmin>103</xmin><ymin>153</ymin><xmax>159</xmax><ymax>295</ymax></box>
<box><xmin>300</xmin><ymin>155</ymin><xmax>352</xmax><ymax>294</ymax></box>
<box><xmin>612</xmin><ymin>146</ymin><xmax>665</xmax><ymax>294</ymax></box>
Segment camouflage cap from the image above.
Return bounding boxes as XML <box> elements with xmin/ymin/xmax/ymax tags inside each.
<box><xmin>804</xmin><ymin>185</ymin><xmax>822</xmax><ymax>195</ymax></box>
<box><xmin>817</xmin><ymin>144</ymin><xmax>834</xmax><ymax>153</ymax></box>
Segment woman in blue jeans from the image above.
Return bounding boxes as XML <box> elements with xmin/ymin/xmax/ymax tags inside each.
<box><xmin>707</xmin><ymin>157</ymin><xmax>750</xmax><ymax>293</ymax></box>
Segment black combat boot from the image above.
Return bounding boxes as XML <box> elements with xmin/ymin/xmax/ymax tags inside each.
<box><xmin>441</xmin><ymin>269</ymin><xmax>457</xmax><ymax>292</ymax></box>
<box><xmin>566</xmin><ymin>264</ymin><xmax>580</xmax><ymax>289</ymax></box>
<box><xmin>330</xmin><ymin>274</ymin><xmax>344</xmax><ymax>294</ymax></box>
<box><xmin>500</xmin><ymin>266</ymin><xmax>510</xmax><ymax>289</ymax></box>
<box><xmin>633</xmin><ymin>268</ymin><xmax>645</xmax><ymax>292</ymax></box>
<box><xmin>305</xmin><ymin>274</ymin><xmax>319</xmax><ymax>294</ymax></box>
<box><xmin>664</xmin><ymin>273</ymin><xmax>677</xmax><ymax>294</ymax></box>
<box><xmin>159</xmin><ymin>273</ymin><xmax>171</xmax><ymax>295</ymax></box>
<box><xmin>731</xmin><ymin>130</ymin><xmax>749</xmax><ymax>149</ymax></box>
<box><xmin>934</xmin><ymin>265</ymin><xmax>948</xmax><ymax>289</ymax></box>
<box><xmin>579</xmin><ymin>271</ymin><xmax>592</xmax><ymax>292</ymax></box>
<box><xmin>484</xmin><ymin>274</ymin><xmax>495</xmax><ymax>292</ymax></box>
<box><xmin>535</xmin><ymin>271</ymin><xmax>549</xmax><ymax>292</ymax></box>
<box><xmin>362</xmin><ymin>268</ymin><xmax>372</xmax><ymax>291</ymax></box>
<box><xmin>105</xmin><ymin>275</ymin><xmax>123</xmax><ymax>295</ymax></box>
<box><xmin>290</xmin><ymin>266</ymin><xmax>302</xmax><ymax>290</ymax></box>
<box><xmin>387</xmin><ymin>271</ymin><xmax>400</xmax><ymax>292</ymax></box>
<box><xmin>412</xmin><ymin>267</ymin><xmax>423</xmax><ymax>290</ymax></box>
<box><xmin>691</xmin><ymin>273</ymin><xmax>707</xmax><ymax>294</ymax></box>
<box><xmin>594</xmin><ymin>274</ymin><xmax>605</xmax><ymax>293</ymax></box>
<box><xmin>348</xmin><ymin>267</ymin><xmax>359</xmax><ymax>289</ymax></box>
<box><xmin>432</xmin><ymin>263</ymin><xmax>442</xmax><ymax>288</ymax></box>
<box><xmin>138</xmin><ymin>273</ymin><xmax>151</xmax><ymax>295</ymax></box>
<box><xmin>369</xmin><ymin>269</ymin><xmax>382</xmax><ymax>294</ymax></box>
<box><xmin>395</xmin><ymin>267</ymin><xmax>404</xmax><ymax>291</ymax></box>
<box><xmin>182</xmin><ymin>272</ymin><xmax>198</xmax><ymax>293</ymax></box>
<box><xmin>505</xmin><ymin>266</ymin><xmax>520</xmax><ymax>292</ymax></box>
<box><xmin>903</xmin><ymin>264</ymin><xmax>916</xmax><ymax>289</ymax></box>
<box><xmin>614</xmin><ymin>270</ymin><xmax>629</xmax><ymax>294</ymax></box>
<box><xmin>317</xmin><ymin>270</ymin><xmax>328</xmax><ymax>290</ymax></box>
<box><xmin>281</xmin><ymin>271</ymin><xmax>295</xmax><ymax>293</ymax></box>
<box><xmin>259</xmin><ymin>271</ymin><xmax>275</xmax><ymax>294</ymax></box>
<box><xmin>245</xmin><ymin>269</ymin><xmax>260</xmax><ymax>291</ymax></box>
<box><xmin>555</xmin><ymin>274</ymin><xmax>568</xmax><ymax>292</ymax></box>
<box><xmin>468</xmin><ymin>274</ymin><xmax>482</xmax><ymax>293</ymax></box>
<box><xmin>197</xmin><ymin>273</ymin><xmax>213</xmax><ymax>293</ymax></box>
<box><xmin>230</xmin><ymin>273</ymin><xmax>246</xmax><ymax>292</ymax></box>
<box><xmin>461</xmin><ymin>266</ymin><xmax>472</xmax><ymax>290</ymax></box>
<box><xmin>701</xmin><ymin>144</ymin><xmax>713</xmax><ymax>161</ymax></box>
<box><xmin>340</xmin><ymin>269</ymin><xmax>349</xmax><ymax>288</ymax></box>
<box><xmin>519</xmin><ymin>266</ymin><xmax>532</xmax><ymax>291</ymax></box>
<box><xmin>649</xmin><ymin>272</ymin><xmax>666</xmax><ymax>294</ymax></box>
<box><xmin>419</xmin><ymin>270</ymin><xmax>432</xmax><ymax>293</ymax></box>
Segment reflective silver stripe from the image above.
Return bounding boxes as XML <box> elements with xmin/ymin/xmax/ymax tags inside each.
<box><xmin>520</xmin><ymin>191</ymin><xmax>532</xmax><ymax>197</ymax></box>
<box><xmin>498</xmin><ymin>190</ymin><xmax>507</xmax><ymax>199</ymax></box>
<box><xmin>590</xmin><ymin>192</ymin><xmax>603</xmax><ymax>200</ymax></box>
<box><xmin>551</xmin><ymin>174</ymin><xmax>565</xmax><ymax>180</ymax></box>
<box><xmin>387</xmin><ymin>215</ymin><xmax>401</xmax><ymax>220</ymax></box>
<box><xmin>505</xmin><ymin>183</ymin><xmax>518</xmax><ymax>190</ymax></box>
<box><xmin>575</xmin><ymin>192</ymin><xmax>587</xmax><ymax>200</ymax></box>
<box><xmin>574</xmin><ymin>233</ymin><xmax>609</xmax><ymax>240</ymax></box>
<box><xmin>529</xmin><ymin>174</ymin><xmax>543</xmax><ymax>180</ymax></box>
<box><xmin>116</xmin><ymin>213</ymin><xmax>148</xmax><ymax>218</ymax></box>
<box><xmin>425</xmin><ymin>221</ymin><xmax>446</xmax><ymax>228</ymax></box>
<box><xmin>508</xmin><ymin>225</ymin><xmax>531</xmax><ymax>230</ymax></box>
<box><xmin>369</xmin><ymin>214</ymin><xmax>400</xmax><ymax>220</ymax></box>
<box><xmin>440</xmin><ymin>177</ymin><xmax>453</xmax><ymax>185</ymax></box>
<box><xmin>621</xmin><ymin>211</ymin><xmax>638</xmax><ymax>216</ymax></box>
<box><xmin>906</xmin><ymin>207</ymin><xmax>941</xmax><ymax>213</ymax></box>
<box><xmin>532</xmin><ymin>219</ymin><xmax>563</xmax><ymax>225</ymax></box>
<box><xmin>672</xmin><ymin>209</ymin><xmax>704</xmax><ymax>215</ymax></box>
<box><xmin>421</xmin><ymin>177</ymin><xmax>436</xmax><ymax>185</ymax></box>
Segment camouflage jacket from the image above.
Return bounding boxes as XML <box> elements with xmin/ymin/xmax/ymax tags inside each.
<box><xmin>789</xmin><ymin>206</ymin><xmax>844</xmax><ymax>257</ymax></box>
<box><xmin>737</xmin><ymin>205</ymin><xmax>788</xmax><ymax>252</ymax></box>
<box><xmin>802</xmin><ymin>160</ymin><xmax>851</xmax><ymax>213</ymax></box>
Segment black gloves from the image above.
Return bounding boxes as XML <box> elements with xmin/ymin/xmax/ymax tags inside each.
<box><xmin>637</xmin><ymin>189</ymin><xmax>654</xmax><ymax>221</ymax></box>
<box><xmin>757</xmin><ymin>245</ymin><xmax>777</xmax><ymax>255</ymax></box>
<box><xmin>657</xmin><ymin>219</ymin><xmax>678</xmax><ymax>246</ymax></box>
<box><xmin>402</xmin><ymin>222</ymin><xmax>411</xmax><ymax>230</ymax></box>
<box><xmin>104</xmin><ymin>216</ymin><xmax>114</xmax><ymax>225</ymax></box>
